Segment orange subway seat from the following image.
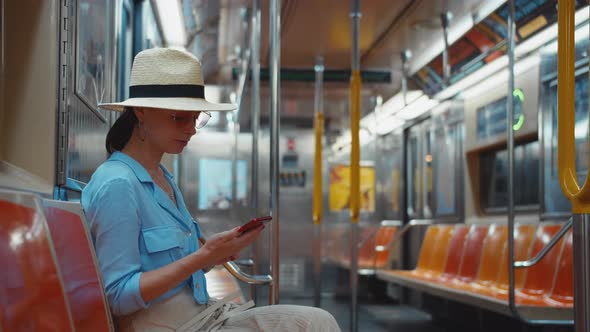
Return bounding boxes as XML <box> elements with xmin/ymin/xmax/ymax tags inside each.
<box><xmin>43</xmin><ymin>204</ymin><xmax>112</xmax><ymax>332</ymax></box>
<box><xmin>373</xmin><ymin>226</ymin><xmax>398</xmax><ymax>268</ymax></box>
<box><xmin>398</xmin><ymin>225</ymin><xmax>455</xmax><ymax>280</ymax></box>
<box><xmin>435</xmin><ymin>225</ymin><xmax>470</xmax><ymax>283</ymax></box>
<box><xmin>514</xmin><ymin>224</ymin><xmax>566</xmax><ymax>306</ymax></box>
<box><xmin>0</xmin><ymin>198</ymin><xmax>73</xmax><ymax>332</ymax></box>
<box><xmin>452</xmin><ymin>224</ymin><xmax>489</xmax><ymax>286</ymax></box>
<box><xmin>465</xmin><ymin>224</ymin><xmax>507</xmax><ymax>294</ymax></box>
<box><xmin>491</xmin><ymin>224</ymin><xmax>537</xmax><ymax>298</ymax></box>
<box><xmin>394</xmin><ymin>225</ymin><xmax>441</xmax><ymax>278</ymax></box>
<box><xmin>415</xmin><ymin>226</ymin><xmax>441</xmax><ymax>272</ymax></box>
<box><xmin>357</xmin><ymin>226</ymin><xmax>378</xmax><ymax>267</ymax></box>
<box><xmin>545</xmin><ymin>230</ymin><xmax>573</xmax><ymax>307</ymax></box>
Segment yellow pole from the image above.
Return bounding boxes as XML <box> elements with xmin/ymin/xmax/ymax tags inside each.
<box><xmin>557</xmin><ymin>0</ymin><xmax>590</xmax><ymax>212</ymax></box>
<box><xmin>350</xmin><ymin>70</ymin><xmax>361</xmax><ymax>223</ymax></box>
<box><xmin>558</xmin><ymin>1</ymin><xmax>590</xmax><ymax>330</ymax></box>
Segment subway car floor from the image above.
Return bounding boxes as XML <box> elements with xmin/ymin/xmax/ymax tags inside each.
<box><xmin>288</xmin><ymin>296</ymin><xmax>443</xmax><ymax>332</ymax></box>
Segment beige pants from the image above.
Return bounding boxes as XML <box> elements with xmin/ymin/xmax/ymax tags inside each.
<box><xmin>115</xmin><ymin>288</ymin><xmax>341</xmax><ymax>332</ymax></box>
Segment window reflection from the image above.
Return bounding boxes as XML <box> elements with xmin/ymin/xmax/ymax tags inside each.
<box><xmin>77</xmin><ymin>0</ymin><xmax>112</xmax><ymax>110</ymax></box>
<box><xmin>480</xmin><ymin>141</ymin><xmax>539</xmax><ymax>210</ymax></box>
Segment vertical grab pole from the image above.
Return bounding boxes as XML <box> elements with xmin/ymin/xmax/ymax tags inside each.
<box><xmin>269</xmin><ymin>0</ymin><xmax>281</xmax><ymax>305</ymax></box>
<box><xmin>440</xmin><ymin>12</ymin><xmax>451</xmax><ymax>86</ymax></box>
<box><xmin>349</xmin><ymin>1</ymin><xmax>361</xmax><ymax>331</ymax></box>
<box><xmin>557</xmin><ymin>1</ymin><xmax>590</xmax><ymax>331</ymax></box>
<box><xmin>506</xmin><ymin>0</ymin><xmax>518</xmax><ymax>315</ymax></box>
<box><xmin>313</xmin><ymin>56</ymin><xmax>325</xmax><ymax>308</ymax></box>
<box><xmin>250</xmin><ymin>0</ymin><xmax>261</xmax><ymax>303</ymax></box>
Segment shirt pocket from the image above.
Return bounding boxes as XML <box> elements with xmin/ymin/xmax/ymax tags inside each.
<box><xmin>142</xmin><ymin>225</ymin><xmax>184</xmax><ymax>262</ymax></box>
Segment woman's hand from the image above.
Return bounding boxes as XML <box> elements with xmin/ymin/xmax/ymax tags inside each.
<box><xmin>199</xmin><ymin>224</ymin><xmax>264</xmax><ymax>267</ymax></box>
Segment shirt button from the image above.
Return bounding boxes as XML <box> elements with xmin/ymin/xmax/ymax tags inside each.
<box><xmin>186</xmin><ymin>231</ymin><xmax>191</xmax><ymax>237</ymax></box>
<box><xmin>195</xmin><ymin>282</ymin><xmax>199</xmax><ymax>288</ymax></box>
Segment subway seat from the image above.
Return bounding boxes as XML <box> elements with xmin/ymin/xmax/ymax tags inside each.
<box><xmin>0</xmin><ymin>189</ymin><xmax>248</xmax><ymax>331</ymax></box>
<box><xmin>376</xmin><ymin>222</ymin><xmax>573</xmax><ymax>320</ymax></box>
<box><xmin>0</xmin><ymin>191</ymin><xmax>75</xmax><ymax>331</ymax></box>
<box><xmin>325</xmin><ymin>222</ymin><xmax>399</xmax><ymax>274</ymax></box>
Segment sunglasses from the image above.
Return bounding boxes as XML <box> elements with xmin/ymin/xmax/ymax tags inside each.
<box><xmin>169</xmin><ymin>111</ymin><xmax>211</xmax><ymax>129</ymax></box>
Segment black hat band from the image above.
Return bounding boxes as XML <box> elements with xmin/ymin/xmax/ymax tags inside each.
<box><xmin>129</xmin><ymin>84</ymin><xmax>205</xmax><ymax>99</ymax></box>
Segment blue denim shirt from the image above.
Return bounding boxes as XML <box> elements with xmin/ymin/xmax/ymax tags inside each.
<box><xmin>81</xmin><ymin>151</ymin><xmax>209</xmax><ymax>316</ymax></box>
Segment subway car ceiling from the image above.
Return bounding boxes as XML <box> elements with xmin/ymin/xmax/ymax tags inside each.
<box><xmin>2</xmin><ymin>0</ymin><xmax>590</xmax><ymax>190</ymax></box>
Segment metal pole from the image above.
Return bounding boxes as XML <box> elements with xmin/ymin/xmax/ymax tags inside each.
<box><xmin>400</xmin><ymin>50</ymin><xmax>410</xmax><ymax>106</ymax></box>
<box><xmin>250</xmin><ymin>0</ymin><xmax>261</xmax><ymax>303</ymax></box>
<box><xmin>269</xmin><ymin>0</ymin><xmax>281</xmax><ymax>305</ymax></box>
<box><xmin>313</xmin><ymin>56</ymin><xmax>324</xmax><ymax>308</ymax></box>
<box><xmin>573</xmin><ymin>214</ymin><xmax>590</xmax><ymax>332</ymax></box>
<box><xmin>440</xmin><ymin>12</ymin><xmax>451</xmax><ymax>85</ymax></box>
<box><xmin>506</xmin><ymin>0</ymin><xmax>517</xmax><ymax>314</ymax></box>
<box><xmin>350</xmin><ymin>0</ymin><xmax>361</xmax><ymax>331</ymax></box>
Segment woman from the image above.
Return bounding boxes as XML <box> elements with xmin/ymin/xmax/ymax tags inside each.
<box><xmin>82</xmin><ymin>48</ymin><xmax>341</xmax><ymax>331</ymax></box>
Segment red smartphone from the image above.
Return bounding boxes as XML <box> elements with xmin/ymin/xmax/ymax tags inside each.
<box><xmin>238</xmin><ymin>216</ymin><xmax>272</xmax><ymax>235</ymax></box>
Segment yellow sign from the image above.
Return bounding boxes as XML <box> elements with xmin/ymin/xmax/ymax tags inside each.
<box><xmin>329</xmin><ymin>164</ymin><xmax>375</xmax><ymax>212</ymax></box>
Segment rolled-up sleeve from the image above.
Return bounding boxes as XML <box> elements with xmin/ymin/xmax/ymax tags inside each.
<box><xmin>84</xmin><ymin>178</ymin><xmax>148</xmax><ymax>316</ymax></box>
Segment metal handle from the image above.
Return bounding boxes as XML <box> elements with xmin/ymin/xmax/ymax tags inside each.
<box><xmin>514</xmin><ymin>219</ymin><xmax>572</xmax><ymax>268</ymax></box>
<box><xmin>222</xmin><ymin>261</ymin><xmax>272</xmax><ymax>285</ymax></box>
<box><xmin>198</xmin><ymin>237</ymin><xmax>272</xmax><ymax>287</ymax></box>
<box><xmin>234</xmin><ymin>258</ymin><xmax>255</xmax><ymax>268</ymax></box>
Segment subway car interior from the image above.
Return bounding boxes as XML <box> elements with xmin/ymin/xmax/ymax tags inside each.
<box><xmin>2</xmin><ymin>0</ymin><xmax>590</xmax><ymax>331</ymax></box>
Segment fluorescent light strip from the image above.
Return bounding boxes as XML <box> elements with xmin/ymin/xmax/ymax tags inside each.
<box><xmin>434</xmin><ymin>6</ymin><xmax>589</xmax><ymax>101</ymax></box>
<box><xmin>461</xmin><ymin>54</ymin><xmax>541</xmax><ymax>99</ymax></box>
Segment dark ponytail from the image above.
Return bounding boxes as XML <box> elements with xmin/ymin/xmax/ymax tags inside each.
<box><xmin>105</xmin><ymin>107</ymin><xmax>138</xmax><ymax>154</ymax></box>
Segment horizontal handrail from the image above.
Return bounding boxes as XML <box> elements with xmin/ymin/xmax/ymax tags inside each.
<box><xmin>386</xmin><ymin>219</ymin><xmax>435</xmax><ymax>246</ymax></box>
<box><xmin>514</xmin><ymin>218</ymin><xmax>572</xmax><ymax>268</ymax></box>
<box><xmin>381</xmin><ymin>220</ymin><xmax>402</xmax><ymax>227</ymax></box>
<box><xmin>222</xmin><ymin>261</ymin><xmax>273</xmax><ymax>285</ymax></box>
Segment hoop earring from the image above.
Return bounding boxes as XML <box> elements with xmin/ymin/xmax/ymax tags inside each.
<box><xmin>138</xmin><ymin>122</ymin><xmax>146</xmax><ymax>142</ymax></box>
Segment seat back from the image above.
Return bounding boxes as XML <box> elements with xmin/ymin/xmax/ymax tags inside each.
<box><xmin>372</xmin><ymin>225</ymin><xmax>398</xmax><ymax>268</ymax></box>
<box><xmin>0</xmin><ymin>190</ymin><xmax>74</xmax><ymax>331</ymax></box>
<box><xmin>42</xmin><ymin>199</ymin><xmax>114</xmax><ymax>331</ymax></box>
<box><xmin>438</xmin><ymin>225</ymin><xmax>470</xmax><ymax>281</ymax></box>
<box><xmin>358</xmin><ymin>225</ymin><xmax>378</xmax><ymax>263</ymax></box>
<box><xmin>426</xmin><ymin>225</ymin><xmax>455</xmax><ymax>275</ymax></box>
<box><xmin>475</xmin><ymin>224</ymin><xmax>508</xmax><ymax>285</ymax></box>
<box><xmin>547</xmin><ymin>229</ymin><xmax>573</xmax><ymax>306</ymax></box>
<box><xmin>456</xmin><ymin>224</ymin><xmax>489</xmax><ymax>283</ymax></box>
<box><xmin>415</xmin><ymin>225</ymin><xmax>441</xmax><ymax>271</ymax></box>
<box><xmin>496</xmin><ymin>223</ymin><xmax>537</xmax><ymax>291</ymax></box>
<box><xmin>519</xmin><ymin>223</ymin><xmax>566</xmax><ymax>297</ymax></box>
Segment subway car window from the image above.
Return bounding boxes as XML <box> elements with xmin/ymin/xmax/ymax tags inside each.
<box><xmin>550</xmin><ymin>74</ymin><xmax>589</xmax><ymax>182</ymax></box>
<box><xmin>480</xmin><ymin>140</ymin><xmax>539</xmax><ymax>211</ymax></box>
<box><xmin>76</xmin><ymin>0</ymin><xmax>113</xmax><ymax>112</ymax></box>
<box><xmin>433</xmin><ymin>123</ymin><xmax>461</xmax><ymax>216</ymax></box>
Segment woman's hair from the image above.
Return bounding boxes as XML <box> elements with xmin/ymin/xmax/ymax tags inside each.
<box><xmin>105</xmin><ymin>107</ymin><xmax>137</xmax><ymax>154</ymax></box>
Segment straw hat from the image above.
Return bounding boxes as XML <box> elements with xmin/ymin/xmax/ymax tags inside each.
<box><xmin>99</xmin><ymin>48</ymin><xmax>236</xmax><ymax>112</ymax></box>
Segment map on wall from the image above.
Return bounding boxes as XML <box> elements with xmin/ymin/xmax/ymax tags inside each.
<box><xmin>198</xmin><ymin>159</ymin><xmax>247</xmax><ymax>210</ymax></box>
<box><xmin>329</xmin><ymin>164</ymin><xmax>375</xmax><ymax>212</ymax></box>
